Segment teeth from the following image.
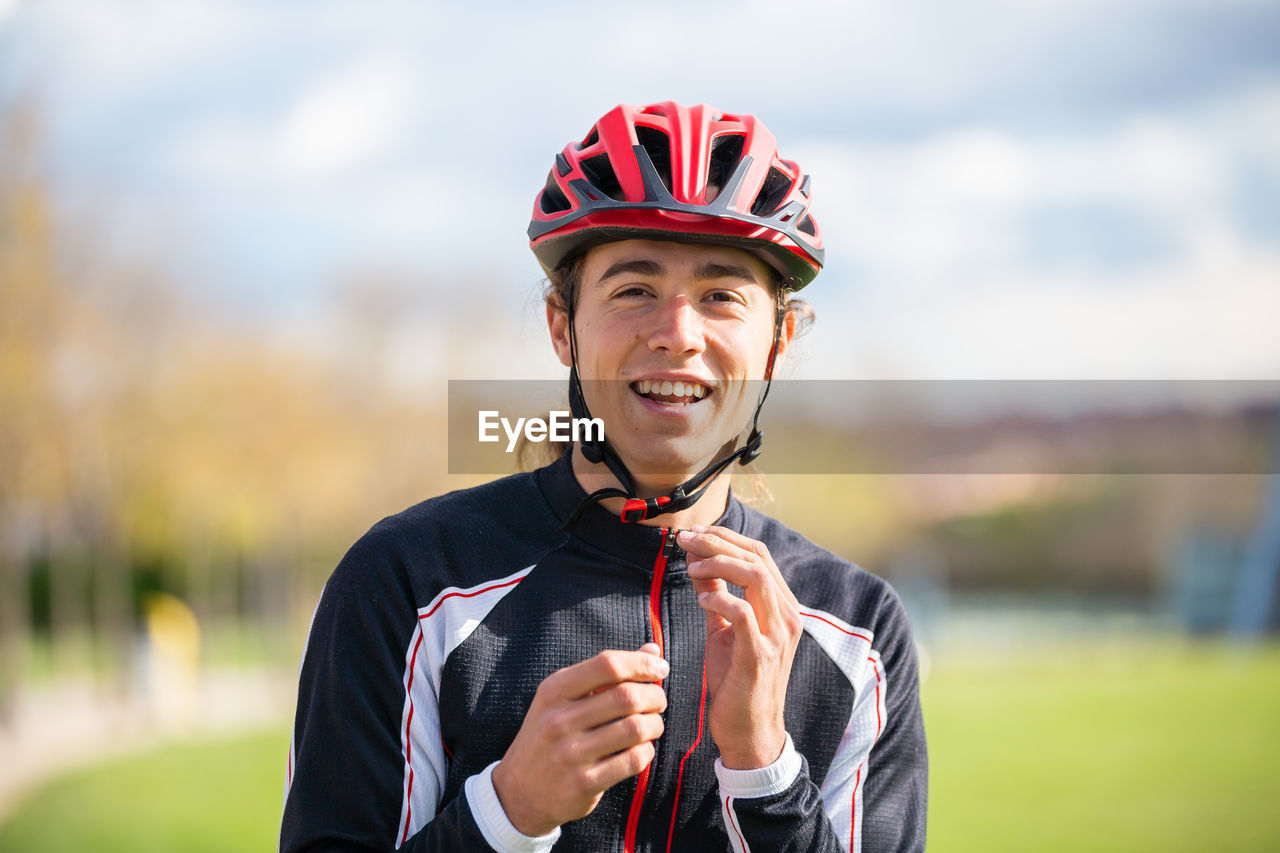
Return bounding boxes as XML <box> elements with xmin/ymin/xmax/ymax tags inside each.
<box><xmin>635</xmin><ymin>379</ymin><xmax>709</xmax><ymax>400</ymax></box>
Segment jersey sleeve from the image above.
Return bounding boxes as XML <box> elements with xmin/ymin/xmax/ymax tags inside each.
<box><xmin>718</xmin><ymin>587</ymin><xmax>928</xmax><ymax>852</ymax></box>
<box><xmin>854</xmin><ymin>588</ymin><xmax>928</xmax><ymax>851</ymax></box>
<box><xmin>716</xmin><ymin>736</ymin><xmax>844</xmax><ymax>851</ymax></box>
<box><xmin>279</xmin><ymin>524</ymin><xmax>502</xmax><ymax>852</ymax></box>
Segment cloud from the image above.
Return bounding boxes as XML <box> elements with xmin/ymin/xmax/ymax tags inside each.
<box><xmin>277</xmin><ymin>58</ymin><xmax>415</xmax><ymax>177</ymax></box>
<box><xmin>163</xmin><ymin>54</ymin><xmax>419</xmax><ymax>184</ymax></box>
<box><xmin>10</xmin><ymin>0</ymin><xmax>1278</xmax><ymax>383</ymax></box>
<box><xmin>863</xmin><ymin>248</ymin><xmax>1280</xmax><ymax>379</ymax></box>
<box><xmin>164</xmin><ymin>117</ymin><xmax>271</xmax><ymax>184</ymax></box>
<box><xmin>31</xmin><ymin>0</ymin><xmax>253</xmax><ymax>90</ymax></box>
<box><xmin>794</xmin><ymin>93</ymin><xmax>1267</xmax><ymax>285</ymax></box>
<box><xmin>0</xmin><ymin>0</ymin><xmax>22</xmax><ymax>28</ymax></box>
<box><xmin>783</xmin><ymin>81</ymin><xmax>1280</xmax><ymax>379</ymax></box>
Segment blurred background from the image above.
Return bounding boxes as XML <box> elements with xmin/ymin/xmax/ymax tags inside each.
<box><xmin>1</xmin><ymin>0</ymin><xmax>1278</xmax><ymax>850</ymax></box>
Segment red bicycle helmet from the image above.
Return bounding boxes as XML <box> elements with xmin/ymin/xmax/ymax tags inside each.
<box><xmin>528</xmin><ymin>101</ymin><xmax>824</xmax><ymax>289</ymax></box>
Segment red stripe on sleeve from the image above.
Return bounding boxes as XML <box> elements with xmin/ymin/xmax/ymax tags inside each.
<box><xmin>800</xmin><ymin>611</ymin><xmax>872</xmax><ymax>644</ymax></box>
<box><xmin>420</xmin><ymin>576</ymin><xmax>525</xmax><ymax>620</ymax></box>
<box><xmin>725</xmin><ymin>795</ymin><xmax>748</xmax><ymax>852</ymax></box>
<box><xmin>849</xmin><ymin>764</ymin><xmax>863</xmax><ymax>853</ymax></box>
<box><xmin>400</xmin><ymin>631</ymin><xmax>425</xmax><ymax>845</ymax></box>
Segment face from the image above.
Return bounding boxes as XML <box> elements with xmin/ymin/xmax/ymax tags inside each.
<box><xmin>548</xmin><ymin>239</ymin><xmax>794</xmax><ymax>485</ymax></box>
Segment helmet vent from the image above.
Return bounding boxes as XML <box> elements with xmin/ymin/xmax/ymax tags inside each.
<box><xmin>540</xmin><ymin>171</ymin><xmax>571</xmax><ymax>214</ymax></box>
<box><xmin>707</xmin><ymin>134</ymin><xmax>745</xmax><ymax>203</ymax></box>
<box><xmin>528</xmin><ymin>103</ymin><xmax>824</xmax><ymax>288</ymax></box>
<box><xmin>635</xmin><ymin>126</ymin><xmax>673</xmax><ymax>194</ymax></box>
<box><xmin>751</xmin><ymin>167</ymin><xmax>793</xmax><ymax>217</ymax></box>
<box><xmin>580</xmin><ymin>154</ymin><xmax>625</xmax><ymax>201</ymax></box>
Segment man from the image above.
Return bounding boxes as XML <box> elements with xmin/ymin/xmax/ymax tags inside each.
<box><xmin>281</xmin><ymin>101</ymin><xmax>927</xmax><ymax>852</ymax></box>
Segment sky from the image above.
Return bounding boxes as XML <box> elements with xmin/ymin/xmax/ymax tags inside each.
<box><xmin>2</xmin><ymin>0</ymin><xmax>1278</xmax><ymax>382</ymax></box>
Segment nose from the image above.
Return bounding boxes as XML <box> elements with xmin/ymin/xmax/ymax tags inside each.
<box><xmin>647</xmin><ymin>296</ymin><xmax>705</xmax><ymax>356</ymax></box>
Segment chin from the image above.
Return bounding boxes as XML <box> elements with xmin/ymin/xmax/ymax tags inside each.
<box><xmin>615</xmin><ymin>436</ymin><xmax>735</xmax><ymax>483</ymax></box>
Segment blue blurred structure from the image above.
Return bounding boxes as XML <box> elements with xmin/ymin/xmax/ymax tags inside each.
<box><xmin>886</xmin><ymin>548</ymin><xmax>949</xmax><ymax>645</ymax></box>
<box><xmin>1171</xmin><ymin>531</ymin><xmax>1241</xmax><ymax>634</ymax></box>
<box><xmin>1229</xmin><ymin>416</ymin><xmax>1280</xmax><ymax>637</ymax></box>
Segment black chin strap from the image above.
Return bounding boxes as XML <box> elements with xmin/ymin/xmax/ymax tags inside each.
<box><xmin>562</xmin><ymin>292</ymin><xmax>784</xmax><ymax>531</ymax></box>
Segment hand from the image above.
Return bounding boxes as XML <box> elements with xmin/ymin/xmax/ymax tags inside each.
<box><xmin>491</xmin><ymin>644</ymin><xmax>668</xmax><ymax>836</ymax></box>
<box><xmin>678</xmin><ymin>525</ymin><xmax>803</xmax><ymax>770</ymax></box>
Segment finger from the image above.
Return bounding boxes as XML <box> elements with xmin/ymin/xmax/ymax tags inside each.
<box><xmin>677</xmin><ymin>527</ymin><xmax>754</xmax><ymax>563</ymax></box>
<box><xmin>690</xmin><ymin>526</ymin><xmax>800</xmax><ymax>610</ymax></box>
<box><xmin>680</xmin><ymin>527</ymin><xmax>791</xmax><ymax>617</ymax></box>
<box><xmin>697</xmin><ymin>588</ymin><xmax>759</xmax><ymax>638</ymax></box>
<box><xmin>695</xmin><ymin>524</ymin><xmax>767</xmax><ymax>556</ymax></box>
<box><xmin>575</xmin><ymin>710</ymin><xmax>665</xmax><ymax>763</ymax></box>
<box><xmin>690</xmin><ymin>575</ymin><xmax>731</xmax><ymax>634</ymax></box>
<box><xmin>543</xmin><ymin>649</ymin><xmax>670</xmax><ymax>702</ymax></box>
<box><xmin>690</xmin><ymin>574</ymin><xmax>723</xmax><ymax>595</ymax></box>
<box><xmin>688</xmin><ymin>554</ymin><xmax>781</xmax><ymax>635</ymax></box>
<box><xmin>584</xmin><ymin>740</ymin><xmax>657</xmax><ymax>791</ymax></box>
<box><xmin>583</xmin><ymin>644</ymin><xmax>663</xmax><ymax>694</ymax></box>
<box><xmin>566</xmin><ymin>680</ymin><xmax>667</xmax><ymax>732</ymax></box>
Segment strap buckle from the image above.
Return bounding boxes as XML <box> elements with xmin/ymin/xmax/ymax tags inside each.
<box><xmin>621</xmin><ymin>496</ymin><xmax>672</xmax><ymax>523</ymax></box>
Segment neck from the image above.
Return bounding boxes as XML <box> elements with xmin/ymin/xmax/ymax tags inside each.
<box><xmin>569</xmin><ymin>444</ymin><xmax>733</xmax><ymax>529</ymax></box>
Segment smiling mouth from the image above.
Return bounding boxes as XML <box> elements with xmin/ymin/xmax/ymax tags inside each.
<box><xmin>631</xmin><ymin>379</ymin><xmax>711</xmax><ymax>407</ymax></box>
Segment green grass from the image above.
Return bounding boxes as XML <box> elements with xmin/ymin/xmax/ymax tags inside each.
<box><xmin>2</xmin><ymin>642</ymin><xmax>1278</xmax><ymax>852</ymax></box>
<box><xmin>924</xmin><ymin>641</ymin><xmax>1280</xmax><ymax>851</ymax></box>
<box><xmin>0</xmin><ymin>728</ymin><xmax>288</xmax><ymax>853</ymax></box>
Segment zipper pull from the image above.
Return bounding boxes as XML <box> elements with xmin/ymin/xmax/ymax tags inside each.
<box><xmin>663</xmin><ymin>527</ymin><xmax>678</xmax><ymax>560</ymax></box>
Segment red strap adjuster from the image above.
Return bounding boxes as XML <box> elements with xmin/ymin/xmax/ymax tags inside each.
<box><xmin>621</xmin><ymin>496</ymin><xmax>671</xmax><ymax>523</ymax></box>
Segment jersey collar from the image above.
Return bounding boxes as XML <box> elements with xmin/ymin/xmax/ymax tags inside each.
<box><xmin>537</xmin><ymin>450</ymin><xmax>746</xmax><ymax>571</ymax></box>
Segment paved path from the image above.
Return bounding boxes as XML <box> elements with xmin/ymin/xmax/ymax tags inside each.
<box><xmin>0</xmin><ymin>668</ymin><xmax>295</xmax><ymax>821</ymax></box>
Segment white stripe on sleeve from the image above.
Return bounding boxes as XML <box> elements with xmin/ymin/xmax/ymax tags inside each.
<box><xmin>395</xmin><ymin>566</ymin><xmax>535</xmax><ymax>848</ymax></box>
<box><xmin>798</xmin><ymin>606</ymin><xmax>887</xmax><ymax>853</ymax></box>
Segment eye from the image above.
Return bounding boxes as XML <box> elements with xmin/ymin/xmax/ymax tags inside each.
<box><xmin>705</xmin><ymin>290</ymin><xmax>746</xmax><ymax>306</ymax></box>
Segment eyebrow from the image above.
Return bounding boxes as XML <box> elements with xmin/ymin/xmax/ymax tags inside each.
<box><xmin>692</xmin><ymin>262</ymin><xmax>758</xmax><ymax>283</ymax></box>
<box><xmin>594</xmin><ymin>259</ymin><xmax>760</xmax><ymax>286</ymax></box>
<box><xmin>597</xmin><ymin>259</ymin><xmax>664</xmax><ymax>284</ymax></box>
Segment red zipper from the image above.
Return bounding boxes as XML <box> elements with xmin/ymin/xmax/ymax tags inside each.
<box><xmin>623</xmin><ymin>527</ymin><xmax>676</xmax><ymax>853</ymax></box>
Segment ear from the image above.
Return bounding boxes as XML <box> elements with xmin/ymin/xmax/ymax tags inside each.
<box><xmin>546</xmin><ymin>301</ymin><xmax>573</xmax><ymax>368</ymax></box>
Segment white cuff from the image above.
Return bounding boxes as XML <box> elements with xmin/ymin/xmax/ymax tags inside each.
<box><xmin>714</xmin><ymin>733</ymin><xmax>803</xmax><ymax>799</ymax></box>
<box><xmin>464</xmin><ymin>762</ymin><xmax>561</xmax><ymax>853</ymax></box>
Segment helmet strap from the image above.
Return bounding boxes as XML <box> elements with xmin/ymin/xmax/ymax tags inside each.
<box><xmin>561</xmin><ymin>291</ymin><xmax>785</xmax><ymax>530</ymax></box>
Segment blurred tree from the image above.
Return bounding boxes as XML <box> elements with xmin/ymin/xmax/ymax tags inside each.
<box><xmin>1</xmin><ymin>101</ymin><xmax>60</xmax><ymax>711</ymax></box>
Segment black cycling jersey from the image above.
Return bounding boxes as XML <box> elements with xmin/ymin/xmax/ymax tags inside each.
<box><xmin>281</xmin><ymin>452</ymin><xmax>927</xmax><ymax>852</ymax></box>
